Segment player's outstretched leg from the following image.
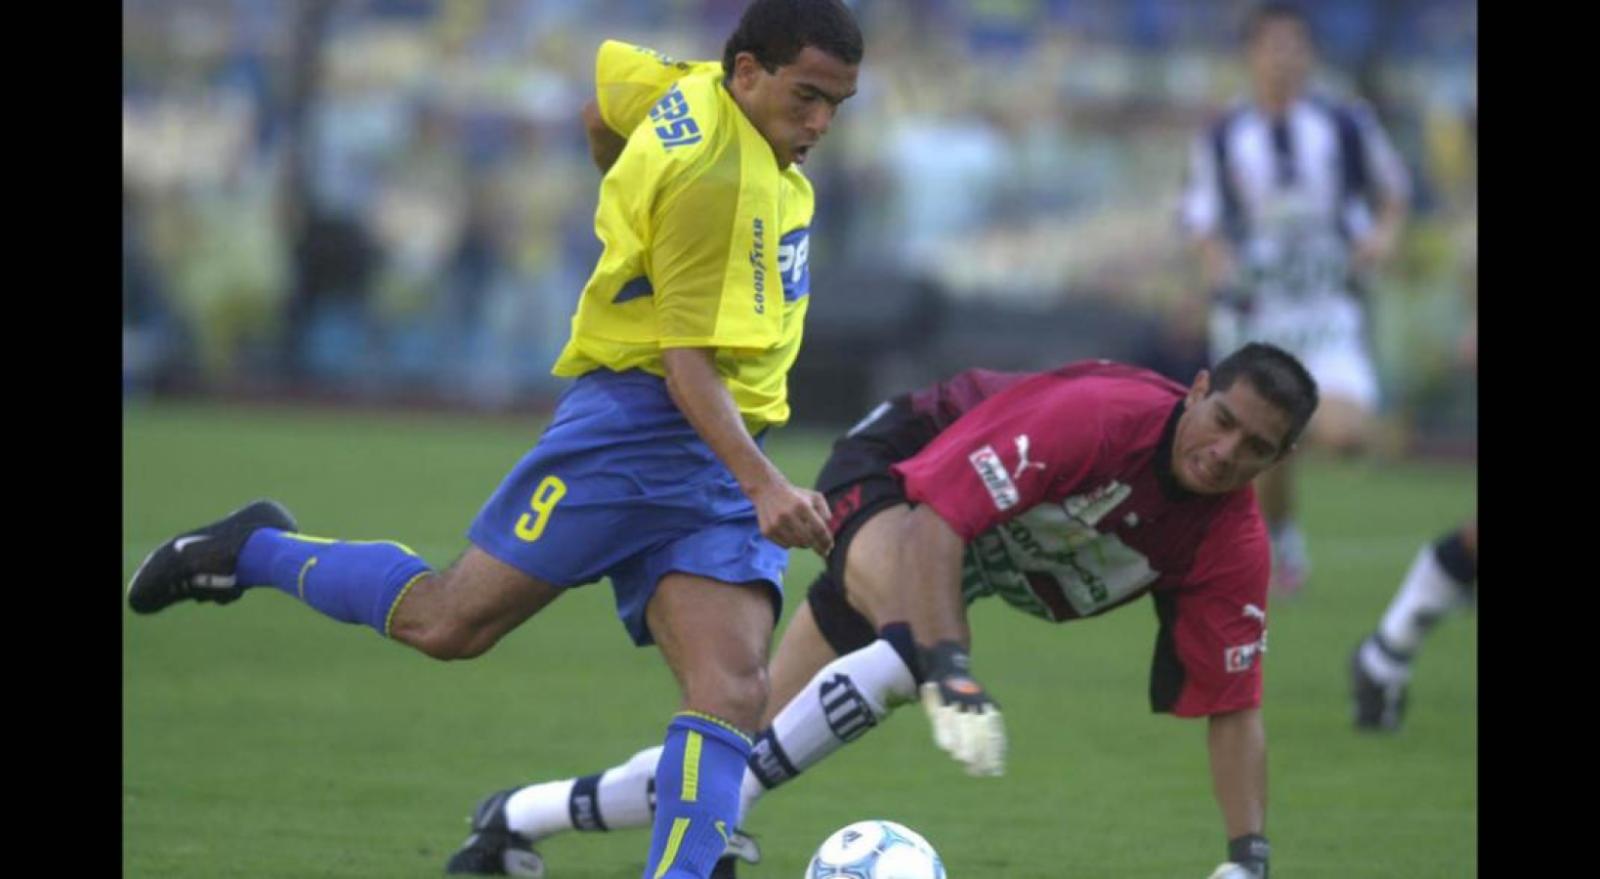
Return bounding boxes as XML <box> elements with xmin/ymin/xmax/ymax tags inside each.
<box><xmin>1350</xmin><ymin>524</ymin><xmax>1477</xmax><ymax>731</ymax></box>
<box><xmin>447</xmin><ymin>745</ymin><xmax>766</xmax><ymax>876</ymax></box>
<box><xmin>642</xmin><ymin>574</ymin><xmax>773</xmax><ymax>879</ymax></box>
<box><xmin>1349</xmin><ymin>637</ymin><xmax>1409</xmax><ymax>732</ymax></box>
<box><xmin>645</xmin><ymin>712</ymin><xmax>757</xmax><ymax>879</ymax></box>
<box><xmin>127</xmin><ymin>499</ymin><xmax>298</xmax><ymax>613</ymax></box>
<box><xmin>444</xmin><ymin>788</ymin><xmax>547</xmax><ymax>877</ymax></box>
<box><xmin>128</xmin><ymin>499</ymin><xmax>441</xmax><ymax>640</ymax></box>
<box><xmin>741</xmin><ymin>629</ymin><xmax>918</xmax><ymax>809</ymax></box>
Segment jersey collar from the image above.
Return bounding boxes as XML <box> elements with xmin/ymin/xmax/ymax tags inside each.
<box><xmin>1154</xmin><ymin>400</ymin><xmax>1198</xmax><ymax>502</ymax></box>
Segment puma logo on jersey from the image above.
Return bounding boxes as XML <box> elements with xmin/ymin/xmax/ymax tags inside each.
<box><xmin>1243</xmin><ymin>604</ymin><xmax>1267</xmax><ymax>624</ymax></box>
<box><xmin>1011</xmin><ymin>434</ymin><xmax>1047</xmax><ymax>479</ymax></box>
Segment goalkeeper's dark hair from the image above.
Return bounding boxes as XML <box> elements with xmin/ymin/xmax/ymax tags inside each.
<box><xmin>722</xmin><ymin>0</ymin><xmax>864</xmax><ymax>78</ymax></box>
<box><xmin>1243</xmin><ymin>2</ymin><xmax>1313</xmax><ymax>44</ymax></box>
<box><xmin>1210</xmin><ymin>343</ymin><xmax>1319</xmax><ymax>451</ymax></box>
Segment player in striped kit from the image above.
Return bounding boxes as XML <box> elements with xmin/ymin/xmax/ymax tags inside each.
<box><xmin>1178</xmin><ymin>3</ymin><xmax>1411</xmax><ymax>595</ymax></box>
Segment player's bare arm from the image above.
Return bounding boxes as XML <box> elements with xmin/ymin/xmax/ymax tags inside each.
<box><xmin>898</xmin><ymin>503</ymin><xmax>1006</xmax><ymax>776</ymax></box>
<box><xmin>1198</xmin><ymin>234</ymin><xmax>1240</xmax><ymax>292</ymax></box>
<box><xmin>897</xmin><ymin>505</ymin><xmax>970</xmax><ymax>649</ymax></box>
<box><xmin>1353</xmin><ymin>190</ymin><xmax>1409</xmax><ymax>268</ymax></box>
<box><xmin>580</xmin><ymin>99</ymin><xmax>628</xmax><ymax>174</ymax></box>
<box><xmin>1206</xmin><ymin>707</ymin><xmax>1270</xmax><ymax>876</ymax></box>
<box><xmin>660</xmin><ymin>347</ymin><xmax>833</xmax><ymax>556</ymax></box>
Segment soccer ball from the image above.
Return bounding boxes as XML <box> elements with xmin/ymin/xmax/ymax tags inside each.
<box><xmin>804</xmin><ymin>819</ymin><xmax>945</xmax><ymax>879</ymax></box>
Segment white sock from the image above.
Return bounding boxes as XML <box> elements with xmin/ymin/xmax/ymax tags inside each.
<box><xmin>594</xmin><ymin>745</ymin><xmax>661</xmax><ymax>830</ymax></box>
<box><xmin>503</xmin><ymin>779</ymin><xmax>574</xmax><ymax>840</ymax></box>
<box><xmin>504</xmin><ymin>745</ymin><xmax>661</xmax><ymax>839</ymax></box>
<box><xmin>505</xmin><ymin>640</ymin><xmax>918</xmax><ymax>838</ymax></box>
<box><xmin>1359</xmin><ymin>635</ymin><xmax>1412</xmax><ymax>686</ymax></box>
<box><xmin>1378</xmin><ymin>543</ymin><xmax>1468</xmax><ymax>656</ymax></box>
<box><xmin>740</xmin><ymin>638</ymin><xmax>917</xmax><ymax>820</ymax></box>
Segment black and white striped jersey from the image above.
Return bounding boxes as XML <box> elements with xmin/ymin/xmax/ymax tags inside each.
<box><xmin>1179</xmin><ymin>91</ymin><xmax>1410</xmax><ymax>301</ymax></box>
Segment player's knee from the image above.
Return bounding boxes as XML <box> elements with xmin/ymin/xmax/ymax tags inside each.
<box><xmin>724</xmin><ymin>667</ymin><xmax>771</xmax><ymax>731</ymax></box>
<box><xmin>395</xmin><ymin>619</ymin><xmax>489</xmax><ymax>660</ymax></box>
<box><xmin>386</xmin><ymin>563</ymin><xmax>533</xmax><ymax>660</ymax></box>
<box><xmin>391</xmin><ymin>600</ymin><xmax>502</xmax><ymax>661</ymax></box>
<box><xmin>686</xmin><ymin>665</ymin><xmax>770</xmax><ymax>733</ymax></box>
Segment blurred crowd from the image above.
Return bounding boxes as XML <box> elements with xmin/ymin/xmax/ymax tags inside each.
<box><xmin>122</xmin><ymin>0</ymin><xmax>1476</xmax><ymax>438</ymax></box>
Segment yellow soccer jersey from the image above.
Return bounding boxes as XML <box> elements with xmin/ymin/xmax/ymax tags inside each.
<box><xmin>592</xmin><ymin>40</ymin><xmax>724</xmax><ymax>138</ymax></box>
<box><xmin>552</xmin><ymin>41</ymin><xmax>816</xmax><ymax>432</ymax></box>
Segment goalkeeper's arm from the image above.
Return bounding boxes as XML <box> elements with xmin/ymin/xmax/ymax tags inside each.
<box><xmin>898</xmin><ymin>505</ymin><xmax>1006</xmax><ymax>776</ymax></box>
<box><xmin>1205</xmin><ymin>708</ymin><xmax>1269</xmax><ymax>878</ymax></box>
<box><xmin>899</xmin><ymin>505</ymin><xmax>969</xmax><ymax>649</ymax></box>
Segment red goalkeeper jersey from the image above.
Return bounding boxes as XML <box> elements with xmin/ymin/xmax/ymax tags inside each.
<box><xmin>891</xmin><ymin>360</ymin><xmax>1271</xmax><ymax>717</ymax></box>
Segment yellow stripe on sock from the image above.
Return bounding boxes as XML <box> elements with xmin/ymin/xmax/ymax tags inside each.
<box><xmin>682</xmin><ymin>730</ymin><xmax>702</xmax><ymax>803</ymax></box>
<box><xmin>651</xmin><ymin>818</ymin><xmax>692</xmax><ymax>879</ymax></box>
<box><xmin>296</xmin><ymin>557</ymin><xmax>319</xmax><ymax>600</ymax></box>
<box><xmin>382</xmin><ymin>571</ymin><xmax>431</xmax><ymax>638</ymax></box>
<box><xmin>385</xmin><ymin>541</ymin><xmax>419</xmax><ymax>556</ymax></box>
<box><xmin>676</xmin><ymin>710</ymin><xmax>753</xmax><ymax>747</ymax></box>
<box><xmin>284</xmin><ymin>528</ymin><xmax>419</xmax><ymax>553</ymax></box>
<box><xmin>284</xmin><ymin>534</ymin><xmax>419</xmax><ymax>556</ymax></box>
<box><xmin>354</xmin><ymin>539</ymin><xmax>420</xmax><ymax>556</ymax></box>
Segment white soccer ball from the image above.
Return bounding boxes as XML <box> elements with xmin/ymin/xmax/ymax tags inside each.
<box><xmin>804</xmin><ymin>819</ymin><xmax>946</xmax><ymax>879</ymax></box>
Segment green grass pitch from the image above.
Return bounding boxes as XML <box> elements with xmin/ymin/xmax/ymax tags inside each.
<box><xmin>123</xmin><ymin>402</ymin><xmax>1476</xmax><ymax>877</ymax></box>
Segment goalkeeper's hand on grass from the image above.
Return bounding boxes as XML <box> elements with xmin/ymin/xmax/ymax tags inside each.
<box><xmin>918</xmin><ymin>641</ymin><xmax>1005</xmax><ymax>777</ymax></box>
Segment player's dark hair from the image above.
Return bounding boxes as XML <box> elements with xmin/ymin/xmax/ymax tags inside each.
<box><xmin>722</xmin><ymin>0</ymin><xmax>864</xmax><ymax>78</ymax></box>
<box><xmin>1244</xmin><ymin>2</ymin><xmax>1312</xmax><ymax>44</ymax></box>
<box><xmin>1210</xmin><ymin>342</ymin><xmax>1319</xmax><ymax>451</ymax></box>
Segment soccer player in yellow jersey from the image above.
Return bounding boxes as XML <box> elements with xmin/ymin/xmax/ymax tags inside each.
<box><xmin>125</xmin><ymin>3</ymin><xmax>862</xmax><ymax>878</ymax></box>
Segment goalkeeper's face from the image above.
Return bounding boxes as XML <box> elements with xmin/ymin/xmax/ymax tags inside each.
<box><xmin>1173</xmin><ymin>373</ymin><xmax>1295</xmax><ymax>495</ymax></box>
<box><xmin>729</xmin><ymin>47</ymin><xmax>858</xmax><ymax>169</ymax></box>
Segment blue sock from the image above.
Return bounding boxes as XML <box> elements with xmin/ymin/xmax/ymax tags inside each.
<box><xmin>236</xmin><ymin>529</ymin><xmax>431</xmax><ymax>637</ymax></box>
<box><xmin>643</xmin><ymin>712</ymin><xmax>751</xmax><ymax>879</ymax></box>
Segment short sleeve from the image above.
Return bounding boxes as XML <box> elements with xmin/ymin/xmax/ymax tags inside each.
<box><xmin>595</xmin><ymin>40</ymin><xmax>716</xmax><ymax>137</ymax></box>
<box><xmin>1351</xmin><ymin>101</ymin><xmax>1412</xmax><ymax>204</ymax></box>
<box><xmin>1148</xmin><ymin>508</ymin><xmax>1271</xmax><ymax>717</ymax></box>
<box><xmin>891</xmin><ymin>377</ymin><xmax>1105</xmax><ymax>540</ymax></box>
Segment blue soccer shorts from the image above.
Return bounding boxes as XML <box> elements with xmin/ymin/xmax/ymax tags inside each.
<box><xmin>468</xmin><ymin>369</ymin><xmax>787</xmax><ymax>645</ymax></box>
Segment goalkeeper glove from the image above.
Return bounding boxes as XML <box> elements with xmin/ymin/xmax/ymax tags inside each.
<box><xmin>1206</xmin><ymin>834</ymin><xmax>1269</xmax><ymax>879</ymax></box>
<box><xmin>918</xmin><ymin>640</ymin><xmax>1006</xmax><ymax>777</ymax></box>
